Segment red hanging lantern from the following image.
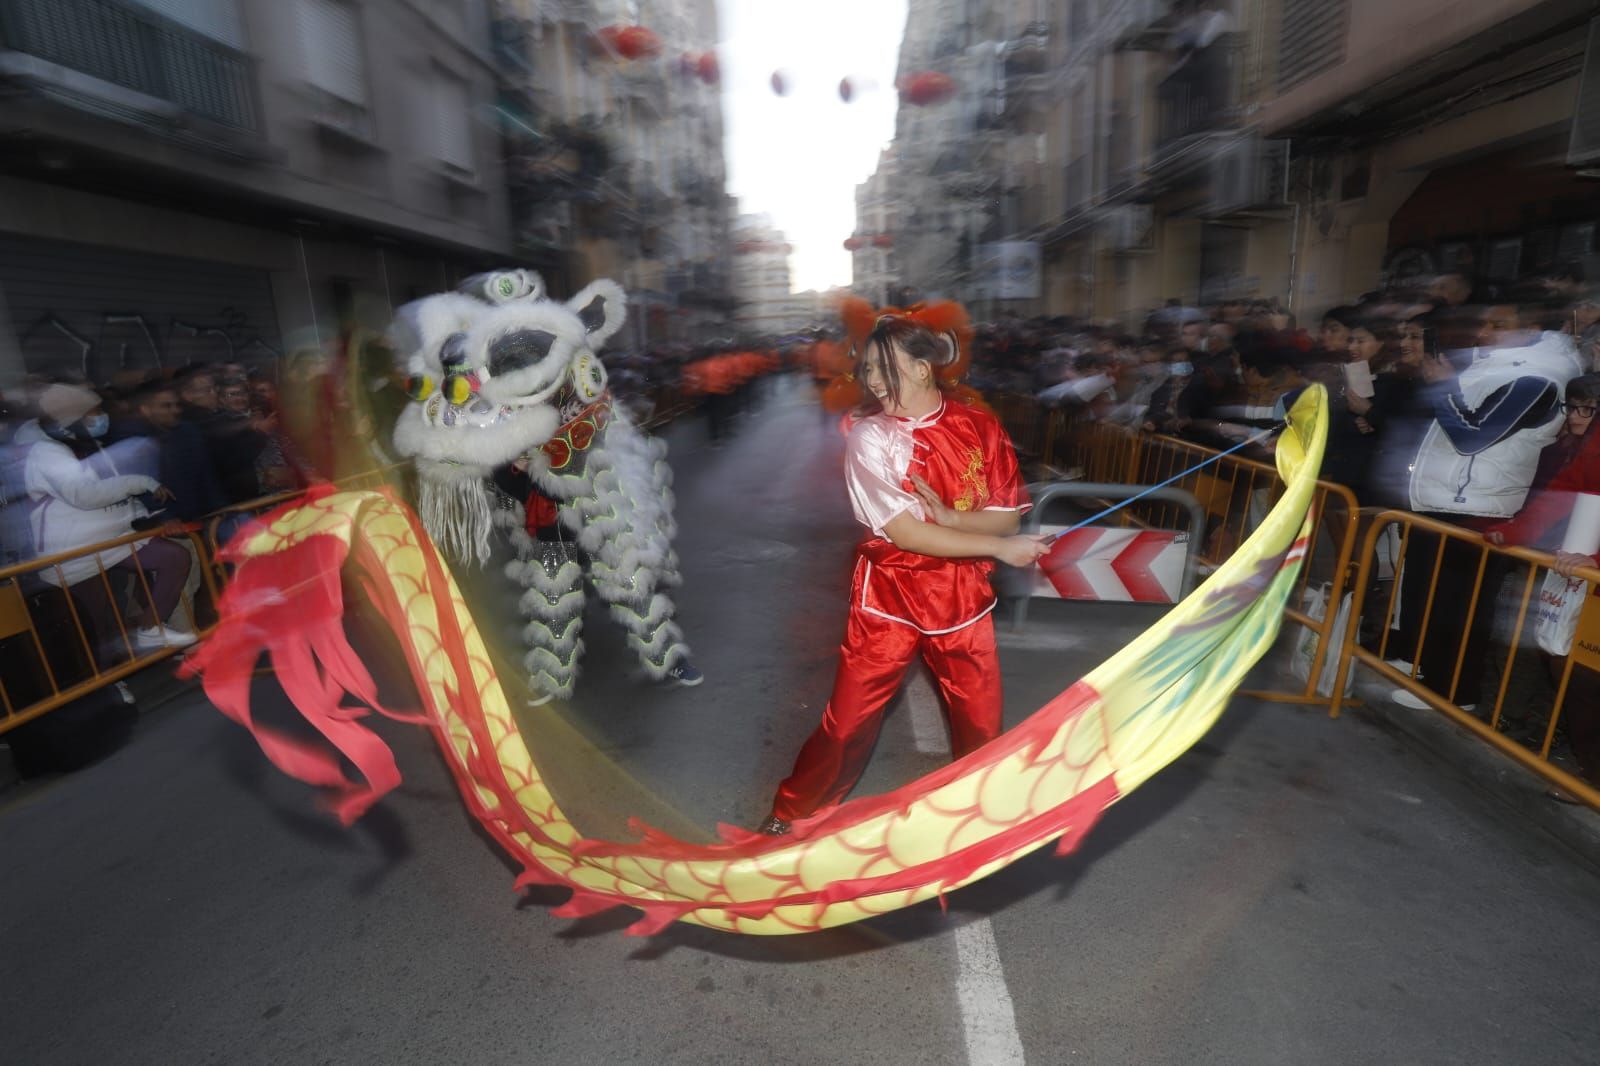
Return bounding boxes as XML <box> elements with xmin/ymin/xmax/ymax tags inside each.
<box><xmin>597</xmin><ymin>24</ymin><xmax>662</xmax><ymax>61</ymax></box>
<box><xmin>899</xmin><ymin>71</ymin><xmax>957</xmax><ymax>107</ymax></box>
<box><xmin>843</xmin><ymin>236</ymin><xmax>865</xmax><ymax>251</ymax></box>
<box><xmin>615</xmin><ymin>25</ymin><xmax>662</xmax><ymax>60</ymax></box>
<box><xmin>696</xmin><ymin>51</ymin><xmax>720</xmax><ymax>86</ymax></box>
<box><xmin>871</xmin><ymin>233</ymin><xmax>893</xmax><ymax>248</ymax></box>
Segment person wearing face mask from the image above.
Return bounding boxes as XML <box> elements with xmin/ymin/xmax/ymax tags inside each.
<box><xmin>16</xmin><ymin>383</ymin><xmax>195</xmax><ymax>656</ymax></box>
<box><xmin>1142</xmin><ymin>348</ymin><xmax>1196</xmax><ymax>434</ymax></box>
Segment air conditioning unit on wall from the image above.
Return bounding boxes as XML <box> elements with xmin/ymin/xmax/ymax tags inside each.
<box><xmin>1205</xmin><ymin>135</ymin><xmax>1289</xmax><ymax>217</ymax></box>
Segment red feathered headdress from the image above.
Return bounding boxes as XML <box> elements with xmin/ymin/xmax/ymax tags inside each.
<box><xmin>827</xmin><ymin>295</ymin><xmax>986</xmax><ymax>414</ymax></box>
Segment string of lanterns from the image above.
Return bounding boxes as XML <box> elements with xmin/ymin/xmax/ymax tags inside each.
<box><xmin>592</xmin><ymin>24</ymin><xmax>957</xmax><ymax>108</ymax></box>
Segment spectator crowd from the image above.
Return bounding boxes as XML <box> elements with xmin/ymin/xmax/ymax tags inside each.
<box><xmin>0</xmin><ymin>359</ymin><xmax>314</xmax><ymax>667</ymax></box>
<box><xmin>971</xmin><ymin>267</ymin><xmax>1600</xmax><ymax>790</ymax></box>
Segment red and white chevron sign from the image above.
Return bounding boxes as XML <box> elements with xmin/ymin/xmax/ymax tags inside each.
<box><xmin>1036</xmin><ymin>527</ymin><xmax>1188</xmax><ymax>603</ymax></box>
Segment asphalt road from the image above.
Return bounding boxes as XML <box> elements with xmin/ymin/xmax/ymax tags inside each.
<box><xmin>4</xmin><ymin>374</ymin><xmax>1600</xmax><ymax>1065</ymax></box>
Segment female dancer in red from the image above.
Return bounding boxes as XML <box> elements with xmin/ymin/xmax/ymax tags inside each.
<box><xmin>760</xmin><ymin>306</ymin><xmax>1049</xmax><ymax>835</ymax></box>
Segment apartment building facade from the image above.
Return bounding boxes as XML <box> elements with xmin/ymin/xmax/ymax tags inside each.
<box><xmin>855</xmin><ymin>0</ymin><xmax>1597</xmax><ymax>326</ymax></box>
<box><xmin>492</xmin><ymin>0</ymin><xmax>734</xmax><ymax>347</ymax></box>
<box><xmin>0</xmin><ymin>0</ymin><xmax>514</xmax><ymax>384</ymax></box>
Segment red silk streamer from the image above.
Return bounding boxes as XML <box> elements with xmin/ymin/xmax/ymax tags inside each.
<box><xmin>180</xmin><ymin>498</ymin><xmax>425</xmax><ymax>825</ymax></box>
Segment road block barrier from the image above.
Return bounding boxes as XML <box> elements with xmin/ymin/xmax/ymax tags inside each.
<box><xmin>1024</xmin><ymin>413</ymin><xmax>1359</xmax><ymax>705</ymax></box>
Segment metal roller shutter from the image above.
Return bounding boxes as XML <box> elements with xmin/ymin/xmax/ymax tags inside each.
<box><xmin>1</xmin><ymin>233</ymin><xmax>282</xmax><ymax>383</ymax></box>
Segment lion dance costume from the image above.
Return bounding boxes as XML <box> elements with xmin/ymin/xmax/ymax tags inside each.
<box><xmin>386</xmin><ymin>270</ymin><xmax>690</xmax><ymax>702</ymax></box>
<box><xmin>182</xmin><ymin>265</ymin><xmax>1331</xmax><ymax>935</ymax></box>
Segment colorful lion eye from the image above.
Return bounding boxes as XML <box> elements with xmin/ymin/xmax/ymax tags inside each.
<box><xmin>405</xmin><ymin>373</ymin><xmax>435</xmax><ymax>400</ymax></box>
<box><xmin>443</xmin><ymin>373</ymin><xmax>477</xmax><ymax>406</ymax></box>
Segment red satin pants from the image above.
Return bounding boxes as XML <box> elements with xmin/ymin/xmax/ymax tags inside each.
<box><xmin>771</xmin><ymin>607</ymin><xmax>1002</xmax><ymax>822</ymax></box>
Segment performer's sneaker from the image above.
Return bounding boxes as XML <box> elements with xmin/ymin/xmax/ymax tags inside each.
<box><xmin>667</xmin><ymin>661</ymin><xmax>704</xmax><ymax>687</ymax></box>
<box><xmin>756</xmin><ymin>815</ymin><xmax>791</xmax><ymax>836</ymax></box>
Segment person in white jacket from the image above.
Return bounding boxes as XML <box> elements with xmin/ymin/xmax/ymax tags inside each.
<box><xmin>20</xmin><ymin>383</ymin><xmax>195</xmax><ymax>657</ymax></box>
<box><xmin>1391</xmin><ymin>301</ymin><xmax>1583</xmax><ymax>712</ymax></box>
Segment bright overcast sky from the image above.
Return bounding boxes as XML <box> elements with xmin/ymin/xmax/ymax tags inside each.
<box><xmin>716</xmin><ymin>0</ymin><xmax>908</xmax><ymax>294</ymax></box>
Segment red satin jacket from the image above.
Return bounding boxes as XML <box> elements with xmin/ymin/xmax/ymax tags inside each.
<box><xmin>843</xmin><ymin>399</ymin><xmax>1030</xmax><ymax>633</ymax></box>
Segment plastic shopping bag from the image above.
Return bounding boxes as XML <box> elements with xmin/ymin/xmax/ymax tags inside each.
<box><xmin>1534</xmin><ymin>569</ymin><xmax>1589</xmax><ymax>657</ymax></box>
<box><xmin>1291</xmin><ymin>582</ymin><xmax>1355</xmax><ymax>697</ymax></box>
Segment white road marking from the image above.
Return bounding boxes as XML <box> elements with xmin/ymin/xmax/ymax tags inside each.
<box><xmin>903</xmin><ymin>670</ymin><xmax>1027</xmax><ymax>1063</ymax></box>
<box><xmin>994</xmin><ymin>628</ymin><xmax>1090</xmax><ymax>651</ymax></box>
<box><xmin>953</xmin><ymin>918</ymin><xmax>1028</xmax><ymax>1065</ymax></box>
<box><xmin>905</xmin><ymin>666</ymin><xmax>947</xmax><ymax>754</ymax></box>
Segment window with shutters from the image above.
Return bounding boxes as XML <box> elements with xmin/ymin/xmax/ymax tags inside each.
<box><xmin>297</xmin><ymin>0</ymin><xmax>369</xmax><ymax>107</ymax></box>
<box><xmin>1277</xmin><ymin>0</ymin><xmax>1348</xmax><ymax>95</ymax></box>
<box><xmin>432</xmin><ymin>69</ymin><xmax>476</xmax><ymax>173</ymax></box>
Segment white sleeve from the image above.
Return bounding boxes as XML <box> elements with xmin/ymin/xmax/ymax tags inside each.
<box><xmin>844</xmin><ymin>420</ymin><xmax>924</xmax><ymax>537</ymax></box>
<box><xmin>28</xmin><ymin>443</ymin><xmax>157</xmax><ymax>511</ymax></box>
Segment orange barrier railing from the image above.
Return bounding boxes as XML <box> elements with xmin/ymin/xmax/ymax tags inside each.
<box><xmin>0</xmin><ymin>522</ymin><xmax>216</xmax><ymax>734</ymax></box>
<box><xmin>1330</xmin><ymin>511</ymin><xmax>1600</xmax><ymax>810</ymax></box>
<box><xmin>0</xmin><ymin>461</ymin><xmax>411</xmax><ymax>739</ymax></box>
<box><xmin>1020</xmin><ymin>398</ymin><xmax>1600</xmax><ymax>811</ymax></box>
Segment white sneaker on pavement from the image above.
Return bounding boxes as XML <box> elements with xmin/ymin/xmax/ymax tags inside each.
<box><xmin>1391</xmin><ymin>688</ymin><xmax>1475</xmax><ymax>713</ymax></box>
<box><xmin>132</xmin><ymin>624</ymin><xmax>198</xmax><ymax>652</ymax></box>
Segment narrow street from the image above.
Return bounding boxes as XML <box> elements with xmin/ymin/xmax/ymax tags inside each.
<box><xmin>4</xmin><ymin>377</ymin><xmax>1599</xmax><ymax>1065</ymax></box>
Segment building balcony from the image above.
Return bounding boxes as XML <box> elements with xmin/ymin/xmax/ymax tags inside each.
<box><xmin>489</xmin><ymin>16</ymin><xmax>533</xmax><ymax>75</ymax></box>
<box><xmin>1001</xmin><ymin>22</ymin><xmax>1049</xmax><ymax>77</ymax></box>
<box><xmin>615</xmin><ymin>63</ymin><xmax>670</xmax><ymax>119</ymax></box>
<box><xmin>1155</xmin><ymin>33</ymin><xmax>1243</xmax><ymax>152</ymax></box>
<box><xmin>539</xmin><ymin>0</ymin><xmax>593</xmax><ymax>26</ymax></box>
<box><xmin>1111</xmin><ymin>0</ymin><xmax>1181</xmax><ymax>53</ymax></box>
<box><xmin>0</xmin><ymin>0</ymin><xmax>261</xmax><ymax>136</ymax></box>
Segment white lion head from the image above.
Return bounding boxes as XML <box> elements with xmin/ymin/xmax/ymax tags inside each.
<box><xmin>390</xmin><ymin>272</ymin><xmax>626</xmax><ymax>473</ymax></box>
<box><xmin>387</xmin><ymin>270</ymin><xmax>627</xmax><ymax>564</ymax></box>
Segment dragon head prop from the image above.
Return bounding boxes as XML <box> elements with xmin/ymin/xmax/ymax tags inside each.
<box><xmin>388</xmin><ymin>269</ymin><xmax>628</xmax><ymax>563</ymax></box>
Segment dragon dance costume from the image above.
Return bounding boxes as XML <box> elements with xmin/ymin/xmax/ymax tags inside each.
<box><xmin>179</xmin><ymin>260</ymin><xmax>1329</xmax><ymax>935</ymax></box>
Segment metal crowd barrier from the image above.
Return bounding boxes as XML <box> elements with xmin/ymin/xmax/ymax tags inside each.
<box><xmin>0</xmin><ymin>522</ymin><xmax>217</xmax><ymax>734</ymax></box>
<box><xmin>1021</xmin><ymin>401</ymin><xmax>1600</xmax><ymax>812</ymax></box>
<box><xmin>1330</xmin><ymin>511</ymin><xmax>1600</xmax><ymax>810</ymax></box>
<box><xmin>0</xmin><ymin>463</ymin><xmax>411</xmax><ymax>739</ymax></box>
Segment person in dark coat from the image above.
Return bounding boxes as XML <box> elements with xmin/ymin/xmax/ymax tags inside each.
<box><xmin>119</xmin><ymin>380</ymin><xmax>227</xmax><ymax>522</ymax></box>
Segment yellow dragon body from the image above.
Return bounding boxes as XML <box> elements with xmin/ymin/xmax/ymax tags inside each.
<box><xmin>185</xmin><ymin>388</ymin><xmax>1327</xmax><ymax>935</ymax></box>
